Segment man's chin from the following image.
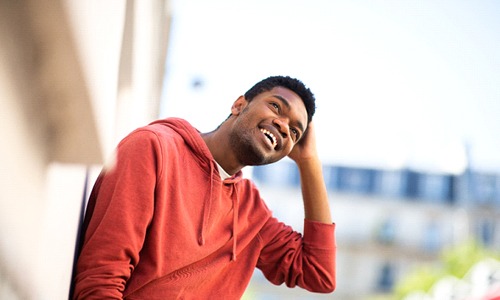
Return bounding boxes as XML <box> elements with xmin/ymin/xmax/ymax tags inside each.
<box><xmin>248</xmin><ymin>155</ymin><xmax>283</xmax><ymax>167</ymax></box>
<box><xmin>231</xmin><ymin>134</ymin><xmax>281</xmax><ymax>165</ymax></box>
<box><xmin>238</xmin><ymin>150</ymin><xmax>273</xmax><ymax>166</ymax></box>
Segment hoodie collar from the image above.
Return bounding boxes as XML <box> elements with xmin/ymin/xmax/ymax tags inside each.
<box><xmin>215</xmin><ymin>161</ymin><xmax>231</xmax><ymax>180</ymax></box>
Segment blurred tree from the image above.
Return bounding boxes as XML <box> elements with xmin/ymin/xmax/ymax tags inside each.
<box><xmin>394</xmin><ymin>265</ymin><xmax>444</xmax><ymax>298</ymax></box>
<box><xmin>393</xmin><ymin>239</ymin><xmax>500</xmax><ymax>299</ymax></box>
<box><xmin>441</xmin><ymin>239</ymin><xmax>500</xmax><ymax>279</ymax></box>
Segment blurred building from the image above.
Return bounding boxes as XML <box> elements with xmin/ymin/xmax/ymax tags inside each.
<box><xmin>0</xmin><ymin>0</ymin><xmax>170</xmax><ymax>299</ymax></box>
<box><xmin>250</xmin><ymin>160</ymin><xmax>500</xmax><ymax>299</ymax></box>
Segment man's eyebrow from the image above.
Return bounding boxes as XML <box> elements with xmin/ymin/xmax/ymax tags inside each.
<box><xmin>271</xmin><ymin>94</ymin><xmax>305</xmax><ymax>133</ymax></box>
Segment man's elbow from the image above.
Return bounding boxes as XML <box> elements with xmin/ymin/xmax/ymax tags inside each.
<box><xmin>307</xmin><ymin>277</ymin><xmax>336</xmax><ymax>294</ymax></box>
<box><xmin>318</xmin><ymin>280</ymin><xmax>336</xmax><ymax>293</ymax></box>
<box><xmin>322</xmin><ymin>281</ymin><xmax>336</xmax><ymax>293</ymax></box>
<box><xmin>317</xmin><ymin>266</ymin><xmax>336</xmax><ymax>293</ymax></box>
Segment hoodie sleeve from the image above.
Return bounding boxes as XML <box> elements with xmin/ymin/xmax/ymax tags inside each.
<box><xmin>73</xmin><ymin>129</ymin><xmax>162</xmax><ymax>299</ymax></box>
<box><xmin>256</xmin><ymin>217</ymin><xmax>336</xmax><ymax>293</ymax></box>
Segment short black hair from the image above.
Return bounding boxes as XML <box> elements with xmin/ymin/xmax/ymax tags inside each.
<box><xmin>244</xmin><ymin>76</ymin><xmax>316</xmax><ymax>124</ymax></box>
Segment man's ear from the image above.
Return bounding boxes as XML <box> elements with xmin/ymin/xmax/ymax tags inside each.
<box><xmin>231</xmin><ymin>96</ymin><xmax>247</xmax><ymax>116</ymax></box>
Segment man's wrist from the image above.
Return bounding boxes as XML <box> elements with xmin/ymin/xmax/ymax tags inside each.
<box><xmin>295</xmin><ymin>155</ymin><xmax>321</xmax><ymax>170</ymax></box>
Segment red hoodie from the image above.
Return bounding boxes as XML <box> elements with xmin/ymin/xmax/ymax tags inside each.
<box><xmin>73</xmin><ymin>118</ymin><xmax>336</xmax><ymax>299</ymax></box>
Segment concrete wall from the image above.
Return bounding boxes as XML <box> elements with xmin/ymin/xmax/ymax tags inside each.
<box><xmin>0</xmin><ymin>0</ymin><xmax>170</xmax><ymax>299</ymax></box>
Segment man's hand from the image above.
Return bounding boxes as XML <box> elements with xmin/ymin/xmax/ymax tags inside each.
<box><xmin>288</xmin><ymin>121</ymin><xmax>319</xmax><ymax>164</ymax></box>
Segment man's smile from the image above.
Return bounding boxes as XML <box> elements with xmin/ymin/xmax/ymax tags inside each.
<box><xmin>260</xmin><ymin>128</ymin><xmax>277</xmax><ymax>149</ymax></box>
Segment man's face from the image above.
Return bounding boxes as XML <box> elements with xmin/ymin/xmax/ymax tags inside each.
<box><xmin>229</xmin><ymin>87</ymin><xmax>308</xmax><ymax>166</ymax></box>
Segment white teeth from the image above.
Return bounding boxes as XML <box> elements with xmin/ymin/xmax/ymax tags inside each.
<box><xmin>260</xmin><ymin>128</ymin><xmax>277</xmax><ymax>148</ymax></box>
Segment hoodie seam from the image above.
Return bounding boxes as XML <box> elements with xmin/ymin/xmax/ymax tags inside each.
<box><xmin>130</xmin><ymin>128</ymin><xmax>165</xmax><ymax>180</ymax></box>
<box><xmin>151</xmin><ymin>130</ymin><xmax>164</xmax><ymax>181</ymax></box>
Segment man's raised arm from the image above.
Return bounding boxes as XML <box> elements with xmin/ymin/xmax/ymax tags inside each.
<box><xmin>288</xmin><ymin>121</ymin><xmax>332</xmax><ymax>224</ymax></box>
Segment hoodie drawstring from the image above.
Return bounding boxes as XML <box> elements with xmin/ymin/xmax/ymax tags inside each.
<box><xmin>198</xmin><ymin>161</ymin><xmax>240</xmax><ymax>261</ymax></box>
<box><xmin>232</xmin><ymin>185</ymin><xmax>239</xmax><ymax>261</ymax></box>
<box><xmin>198</xmin><ymin>162</ymin><xmax>214</xmax><ymax>246</ymax></box>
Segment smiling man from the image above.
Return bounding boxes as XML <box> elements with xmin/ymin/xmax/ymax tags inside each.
<box><xmin>72</xmin><ymin>76</ymin><xmax>336</xmax><ymax>299</ymax></box>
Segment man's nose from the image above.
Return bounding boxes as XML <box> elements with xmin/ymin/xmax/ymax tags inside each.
<box><xmin>273</xmin><ymin>118</ymin><xmax>290</xmax><ymax>137</ymax></box>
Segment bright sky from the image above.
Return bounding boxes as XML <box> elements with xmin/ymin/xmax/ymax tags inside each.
<box><xmin>160</xmin><ymin>0</ymin><xmax>500</xmax><ymax>174</ymax></box>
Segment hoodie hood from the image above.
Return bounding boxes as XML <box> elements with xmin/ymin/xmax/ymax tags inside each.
<box><xmin>149</xmin><ymin>117</ymin><xmax>243</xmax><ymax>260</ymax></box>
<box><xmin>150</xmin><ymin>118</ymin><xmax>213</xmax><ymax>172</ymax></box>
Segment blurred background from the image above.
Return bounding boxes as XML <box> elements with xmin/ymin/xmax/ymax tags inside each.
<box><xmin>0</xmin><ymin>0</ymin><xmax>499</xmax><ymax>299</ymax></box>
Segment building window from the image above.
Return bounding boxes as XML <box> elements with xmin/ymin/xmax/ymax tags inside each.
<box><xmin>337</xmin><ymin>167</ymin><xmax>375</xmax><ymax>194</ymax></box>
<box><xmin>403</xmin><ymin>170</ymin><xmax>421</xmax><ymax>199</ymax></box>
<box><xmin>252</xmin><ymin>160</ymin><xmax>299</xmax><ymax>187</ymax></box>
<box><xmin>373</xmin><ymin>170</ymin><xmax>405</xmax><ymax>198</ymax></box>
<box><xmin>325</xmin><ymin>166</ymin><xmax>340</xmax><ymax>191</ymax></box>
<box><xmin>402</xmin><ymin>170</ymin><xmax>455</xmax><ymax>203</ymax></box>
<box><xmin>472</xmin><ymin>173</ymin><xmax>499</xmax><ymax>205</ymax></box>
<box><xmin>376</xmin><ymin>218</ymin><xmax>396</xmax><ymax>245</ymax></box>
<box><xmin>423</xmin><ymin>221</ymin><xmax>442</xmax><ymax>253</ymax></box>
<box><xmin>477</xmin><ymin>219</ymin><xmax>496</xmax><ymax>247</ymax></box>
<box><xmin>376</xmin><ymin>262</ymin><xmax>395</xmax><ymax>293</ymax></box>
<box><xmin>419</xmin><ymin>174</ymin><xmax>454</xmax><ymax>203</ymax></box>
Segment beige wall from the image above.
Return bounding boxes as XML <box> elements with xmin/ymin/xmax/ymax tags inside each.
<box><xmin>0</xmin><ymin>0</ymin><xmax>170</xmax><ymax>299</ymax></box>
<box><xmin>0</xmin><ymin>50</ymin><xmax>50</xmax><ymax>299</ymax></box>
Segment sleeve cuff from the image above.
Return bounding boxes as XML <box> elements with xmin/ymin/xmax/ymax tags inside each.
<box><xmin>303</xmin><ymin>219</ymin><xmax>336</xmax><ymax>248</ymax></box>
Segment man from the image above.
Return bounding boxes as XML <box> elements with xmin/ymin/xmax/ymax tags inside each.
<box><xmin>73</xmin><ymin>76</ymin><xmax>336</xmax><ymax>299</ymax></box>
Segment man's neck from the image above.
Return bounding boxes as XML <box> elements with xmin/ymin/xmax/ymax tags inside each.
<box><xmin>201</xmin><ymin>130</ymin><xmax>241</xmax><ymax>175</ymax></box>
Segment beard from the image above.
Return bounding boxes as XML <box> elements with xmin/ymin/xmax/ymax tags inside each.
<box><xmin>228</xmin><ymin>126</ymin><xmax>275</xmax><ymax>166</ymax></box>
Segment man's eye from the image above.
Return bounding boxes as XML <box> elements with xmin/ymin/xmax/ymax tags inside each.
<box><xmin>291</xmin><ymin>129</ymin><xmax>299</xmax><ymax>138</ymax></box>
<box><xmin>271</xmin><ymin>103</ymin><xmax>279</xmax><ymax>110</ymax></box>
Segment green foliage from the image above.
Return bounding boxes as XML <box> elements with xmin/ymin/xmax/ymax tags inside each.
<box><xmin>393</xmin><ymin>239</ymin><xmax>500</xmax><ymax>299</ymax></box>
<box><xmin>393</xmin><ymin>265</ymin><xmax>444</xmax><ymax>298</ymax></box>
<box><xmin>441</xmin><ymin>239</ymin><xmax>500</xmax><ymax>279</ymax></box>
